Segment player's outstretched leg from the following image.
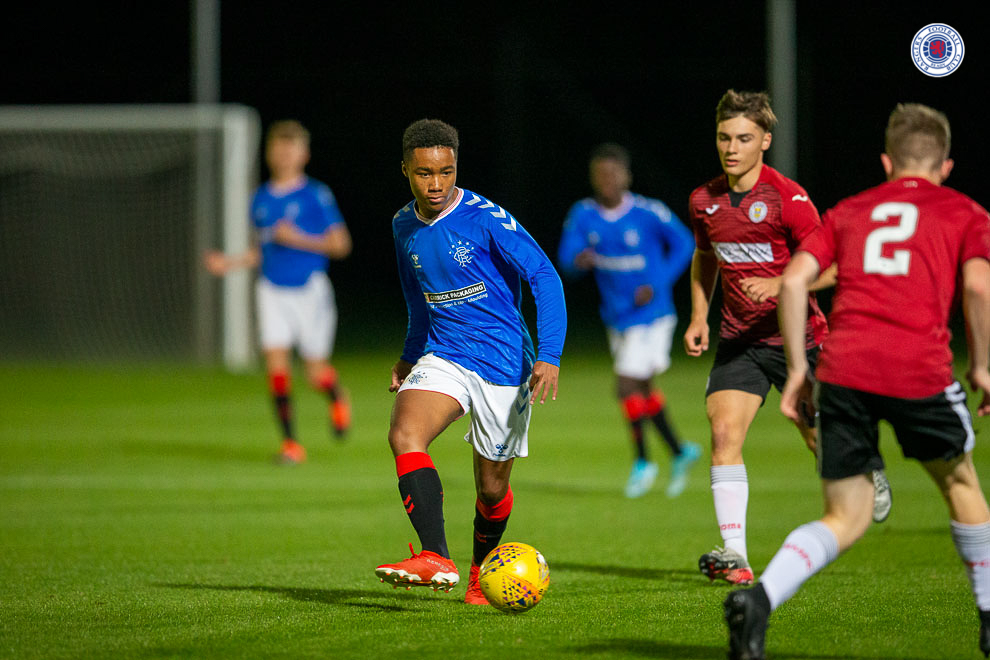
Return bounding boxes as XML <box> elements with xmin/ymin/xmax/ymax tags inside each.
<box><xmin>312</xmin><ymin>364</ymin><xmax>350</xmax><ymax>438</ymax></box>
<box><xmin>376</xmin><ymin>451</ymin><xmax>458</xmax><ymax>592</ymax></box>
<box><xmin>621</xmin><ymin>393</ymin><xmax>658</xmax><ymax>498</ymax></box>
<box><xmin>724</xmin><ymin>585</ymin><xmax>770</xmax><ymax>660</ymax></box>
<box><xmin>871</xmin><ymin>469</ymin><xmax>892</xmax><ymax>522</ymax></box>
<box><xmin>268</xmin><ymin>370</ymin><xmax>305</xmax><ymax>463</ymax></box>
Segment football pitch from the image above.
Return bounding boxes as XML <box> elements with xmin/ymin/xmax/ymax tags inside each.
<box><xmin>1</xmin><ymin>350</ymin><xmax>987</xmax><ymax>659</ymax></box>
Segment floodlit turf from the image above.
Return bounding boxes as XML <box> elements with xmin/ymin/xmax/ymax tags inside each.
<box><xmin>2</xmin><ymin>350</ymin><xmax>988</xmax><ymax>659</ymax></box>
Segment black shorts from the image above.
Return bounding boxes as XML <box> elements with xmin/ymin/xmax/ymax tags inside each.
<box><xmin>705</xmin><ymin>341</ymin><xmax>819</xmax><ymax>402</ymax></box>
<box><xmin>817</xmin><ymin>381</ymin><xmax>975</xmax><ymax>480</ymax></box>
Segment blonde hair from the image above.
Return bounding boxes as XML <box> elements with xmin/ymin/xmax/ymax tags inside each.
<box><xmin>885</xmin><ymin>103</ymin><xmax>950</xmax><ymax>170</ymax></box>
<box><xmin>266</xmin><ymin>120</ymin><xmax>310</xmax><ymax>145</ymax></box>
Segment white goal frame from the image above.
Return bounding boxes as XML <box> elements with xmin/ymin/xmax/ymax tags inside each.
<box><xmin>0</xmin><ymin>104</ymin><xmax>261</xmax><ymax>369</ymax></box>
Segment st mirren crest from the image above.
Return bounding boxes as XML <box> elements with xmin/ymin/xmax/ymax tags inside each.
<box><xmin>449</xmin><ymin>240</ymin><xmax>475</xmax><ymax>267</ymax></box>
<box><xmin>748</xmin><ymin>201</ymin><xmax>769</xmax><ymax>223</ymax></box>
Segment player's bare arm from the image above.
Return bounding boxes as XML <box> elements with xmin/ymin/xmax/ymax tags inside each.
<box><xmin>272</xmin><ymin>220</ymin><xmax>352</xmax><ymax>258</ymax></box>
<box><xmin>203</xmin><ymin>246</ymin><xmax>260</xmax><ymax>276</ymax></box>
<box><xmin>963</xmin><ymin>258</ymin><xmax>990</xmax><ymax>416</ymax></box>
<box><xmin>685</xmin><ymin>248</ymin><xmax>719</xmax><ymax>356</ymax></box>
<box><xmin>777</xmin><ymin>251</ymin><xmax>820</xmax><ymax>423</ymax></box>
<box><xmin>573</xmin><ymin>247</ymin><xmax>596</xmax><ymax>270</ymax></box>
<box><xmin>633</xmin><ymin>284</ymin><xmax>654</xmax><ymax>306</ymax></box>
<box><xmin>529</xmin><ymin>360</ymin><xmax>559</xmax><ymax>404</ymax></box>
<box><xmin>389</xmin><ymin>359</ymin><xmax>414</xmax><ymax>393</ymax></box>
<box><xmin>739</xmin><ymin>263</ymin><xmax>837</xmax><ymax>304</ymax></box>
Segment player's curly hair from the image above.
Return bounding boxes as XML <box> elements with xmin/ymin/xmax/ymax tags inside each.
<box><xmin>885</xmin><ymin>103</ymin><xmax>950</xmax><ymax>170</ymax></box>
<box><xmin>589</xmin><ymin>143</ymin><xmax>630</xmax><ymax>169</ymax></box>
<box><xmin>402</xmin><ymin>119</ymin><xmax>459</xmax><ymax>161</ymax></box>
<box><xmin>716</xmin><ymin>90</ymin><xmax>777</xmax><ymax>133</ymax></box>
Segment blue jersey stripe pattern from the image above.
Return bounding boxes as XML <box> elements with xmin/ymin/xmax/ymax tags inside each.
<box><xmin>393</xmin><ymin>188</ymin><xmax>566</xmax><ymax>386</ymax></box>
<box><xmin>558</xmin><ymin>193</ymin><xmax>694</xmax><ymax>331</ymax></box>
<box><xmin>252</xmin><ymin>177</ymin><xmax>345</xmax><ymax>287</ymax></box>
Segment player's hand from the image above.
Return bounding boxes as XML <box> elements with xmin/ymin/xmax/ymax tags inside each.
<box><xmin>633</xmin><ymin>284</ymin><xmax>654</xmax><ymax>306</ymax></box>
<box><xmin>529</xmin><ymin>361</ymin><xmax>559</xmax><ymax>404</ymax></box>
<box><xmin>967</xmin><ymin>366</ymin><xmax>990</xmax><ymax>416</ymax></box>
<box><xmin>389</xmin><ymin>359</ymin><xmax>414</xmax><ymax>393</ymax></box>
<box><xmin>684</xmin><ymin>319</ymin><xmax>709</xmax><ymax>356</ymax></box>
<box><xmin>780</xmin><ymin>369</ymin><xmax>816</xmax><ymax>425</ymax></box>
<box><xmin>739</xmin><ymin>276</ymin><xmax>782</xmax><ymax>304</ymax></box>
<box><xmin>272</xmin><ymin>219</ymin><xmax>302</xmax><ymax>245</ymax></box>
<box><xmin>573</xmin><ymin>248</ymin><xmax>596</xmax><ymax>270</ymax></box>
<box><xmin>203</xmin><ymin>250</ymin><xmax>229</xmax><ymax>276</ymax></box>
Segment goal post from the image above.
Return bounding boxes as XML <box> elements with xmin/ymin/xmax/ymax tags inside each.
<box><xmin>0</xmin><ymin>104</ymin><xmax>261</xmax><ymax>369</ymax></box>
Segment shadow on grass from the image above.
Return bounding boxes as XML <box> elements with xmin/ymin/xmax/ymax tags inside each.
<box><xmin>571</xmin><ymin>638</ymin><xmax>931</xmax><ymax>660</ymax></box>
<box><xmin>552</xmin><ymin>561</ymin><xmax>699</xmax><ymax>583</ymax></box>
<box><xmin>157</xmin><ymin>582</ymin><xmax>446</xmax><ymax>612</ymax></box>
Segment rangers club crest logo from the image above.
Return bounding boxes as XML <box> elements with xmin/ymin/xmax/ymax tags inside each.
<box><xmin>449</xmin><ymin>240</ymin><xmax>475</xmax><ymax>267</ymax></box>
<box><xmin>748</xmin><ymin>201</ymin><xmax>768</xmax><ymax>223</ymax></box>
<box><xmin>911</xmin><ymin>24</ymin><xmax>964</xmax><ymax>77</ymax></box>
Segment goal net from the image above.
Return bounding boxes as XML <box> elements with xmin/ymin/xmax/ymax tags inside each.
<box><xmin>0</xmin><ymin>105</ymin><xmax>260</xmax><ymax>368</ymax></box>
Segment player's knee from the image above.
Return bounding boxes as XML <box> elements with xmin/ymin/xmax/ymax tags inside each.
<box><xmin>387</xmin><ymin>424</ymin><xmax>428</xmax><ymax>455</ymax></box>
<box><xmin>477</xmin><ymin>481</ymin><xmax>509</xmax><ymax>506</ymax></box>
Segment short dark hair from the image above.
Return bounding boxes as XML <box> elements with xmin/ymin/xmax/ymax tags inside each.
<box><xmin>402</xmin><ymin>119</ymin><xmax>459</xmax><ymax>161</ymax></box>
<box><xmin>885</xmin><ymin>103</ymin><xmax>950</xmax><ymax>171</ymax></box>
<box><xmin>589</xmin><ymin>142</ymin><xmax>630</xmax><ymax>169</ymax></box>
<box><xmin>715</xmin><ymin>89</ymin><xmax>777</xmax><ymax>133</ymax></box>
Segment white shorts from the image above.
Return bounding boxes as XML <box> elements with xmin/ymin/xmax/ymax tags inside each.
<box><xmin>607</xmin><ymin>314</ymin><xmax>677</xmax><ymax>380</ymax></box>
<box><xmin>255</xmin><ymin>272</ymin><xmax>337</xmax><ymax>360</ymax></box>
<box><xmin>397</xmin><ymin>354</ymin><xmax>531</xmax><ymax>461</ymax></box>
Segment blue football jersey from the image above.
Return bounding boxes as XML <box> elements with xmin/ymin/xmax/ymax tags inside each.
<box><xmin>393</xmin><ymin>187</ymin><xmax>567</xmax><ymax>386</ymax></box>
<box><xmin>558</xmin><ymin>192</ymin><xmax>694</xmax><ymax>330</ymax></box>
<box><xmin>252</xmin><ymin>177</ymin><xmax>346</xmax><ymax>287</ymax></box>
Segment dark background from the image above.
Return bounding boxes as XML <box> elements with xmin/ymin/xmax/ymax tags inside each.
<box><xmin>3</xmin><ymin>2</ymin><xmax>988</xmax><ymax>355</ymax></box>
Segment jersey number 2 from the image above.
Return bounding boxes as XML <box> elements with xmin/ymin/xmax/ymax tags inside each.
<box><xmin>863</xmin><ymin>202</ymin><xmax>918</xmax><ymax>276</ymax></box>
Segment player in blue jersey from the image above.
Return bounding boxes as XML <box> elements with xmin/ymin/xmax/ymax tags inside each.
<box><xmin>374</xmin><ymin>119</ymin><xmax>566</xmax><ymax>604</ymax></box>
<box><xmin>204</xmin><ymin>120</ymin><xmax>352</xmax><ymax>464</ymax></box>
<box><xmin>559</xmin><ymin>143</ymin><xmax>700</xmax><ymax>498</ymax></box>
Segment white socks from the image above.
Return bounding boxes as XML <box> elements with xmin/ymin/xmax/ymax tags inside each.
<box><xmin>712</xmin><ymin>464</ymin><xmax>749</xmax><ymax>558</ymax></box>
<box><xmin>760</xmin><ymin>521</ymin><xmax>839</xmax><ymax>610</ymax></box>
<box><xmin>951</xmin><ymin>520</ymin><xmax>990</xmax><ymax>611</ymax></box>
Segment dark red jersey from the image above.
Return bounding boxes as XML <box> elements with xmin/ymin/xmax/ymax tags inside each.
<box><xmin>689</xmin><ymin>165</ymin><xmax>829</xmax><ymax>347</ymax></box>
<box><xmin>800</xmin><ymin>177</ymin><xmax>990</xmax><ymax>398</ymax></box>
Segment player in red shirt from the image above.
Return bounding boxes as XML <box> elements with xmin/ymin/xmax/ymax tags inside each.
<box><xmin>684</xmin><ymin>89</ymin><xmax>885</xmax><ymax>586</ymax></box>
<box><xmin>724</xmin><ymin>103</ymin><xmax>990</xmax><ymax>660</ymax></box>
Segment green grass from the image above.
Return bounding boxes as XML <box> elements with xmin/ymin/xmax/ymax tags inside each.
<box><xmin>1</xmin><ymin>350</ymin><xmax>988</xmax><ymax>659</ymax></box>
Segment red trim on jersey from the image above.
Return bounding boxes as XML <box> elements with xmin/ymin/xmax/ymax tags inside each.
<box><xmin>622</xmin><ymin>393</ymin><xmax>647</xmax><ymax>421</ymax></box>
<box><xmin>395</xmin><ymin>451</ymin><xmax>436</xmax><ymax>478</ymax></box>
<box><xmin>476</xmin><ymin>486</ymin><xmax>514</xmax><ymax>521</ymax></box>
<box><xmin>645</xmin><ymin>391</ymin><xmax>666</xmax><ymax>416</ymax></box>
